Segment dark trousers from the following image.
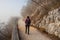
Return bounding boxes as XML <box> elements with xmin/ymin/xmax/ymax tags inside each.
<box><xmin>25</xmin><ymin>25</ymin><xmax>30</xmax><ymax>34</ymax></box>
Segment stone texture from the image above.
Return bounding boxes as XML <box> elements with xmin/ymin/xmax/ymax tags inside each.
<box><xmin>32</xmin><ymin>8</ymin><xmax>60</xmax><ymax>38</ymax></box>
<box><xmin>21</xmin><ymin>0</ymin><xmax>60</xmax><ymax>38</ymax></box>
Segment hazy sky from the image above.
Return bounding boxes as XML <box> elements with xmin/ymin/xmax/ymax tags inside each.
<box><xmin>0</xmin><ymin>0</ymin><xmax>27</xmax><ymax>22</ymax></box>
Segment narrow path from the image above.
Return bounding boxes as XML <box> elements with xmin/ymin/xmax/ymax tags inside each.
<box><xmin>18</xmin><ymin>19</ymin><xmax>53</xmax><ymax>40</ymax></box>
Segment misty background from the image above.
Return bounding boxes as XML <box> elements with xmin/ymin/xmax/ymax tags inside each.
<box><xmin>0</xmin><ymin>0</ymin><xmax>27</xmax><ymax>23</ymax></box>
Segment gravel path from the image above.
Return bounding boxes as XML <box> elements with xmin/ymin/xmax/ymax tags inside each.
<box><xmin>18</xmin><ymin>19</ymin><xmax>60</xmax><ymax>40</ymax></box>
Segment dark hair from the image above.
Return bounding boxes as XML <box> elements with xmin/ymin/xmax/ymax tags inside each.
<box><xmin>27</xmin><ymin>16</ymin><xmax>29</xmax><ymax>18</ymax></box>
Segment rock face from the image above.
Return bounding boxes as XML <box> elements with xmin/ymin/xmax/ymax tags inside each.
<box><xmin>46</xmin><ymin>8</ymin><xmax>60</xmax><ymax>37</ymax></box>
<box><xmin>21</xmin><ymin>0</ymin><xmax>60</xmax><ymax>17</ymax></box>
<box><xmin>31</xmin><ymin>8</ymin><xmax>60</xmax><ymax>38</ymax></box>
<box><xmin>21</xmin><ymin>0</ymin><xmax>60</xmax><ymax>38</ymax></box>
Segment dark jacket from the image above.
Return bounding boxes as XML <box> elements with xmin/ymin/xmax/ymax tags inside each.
<box><xmin>25</xmin><ymin>18</ymin><xmax>31</xmax><ymax>25</ymax></box>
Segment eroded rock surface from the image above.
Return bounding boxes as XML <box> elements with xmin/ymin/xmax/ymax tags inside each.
<box><xmin>21</xmin><ymin>0</ymin><xmax>60</xmax><ymax>38</ymax></box>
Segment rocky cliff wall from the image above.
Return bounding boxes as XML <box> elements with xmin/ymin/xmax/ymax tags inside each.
<box><xmin>31</xmin><ymin>7</ymin><xmax>60</xmax><ymax>38</ymax></box>
<box><xmin>21</xmin><ymin>0</ymin><xmax>60</xmax><ymax>38</ymax></box>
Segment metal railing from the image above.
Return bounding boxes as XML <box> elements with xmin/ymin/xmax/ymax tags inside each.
<box><xmin>11</xmin><ymin>18</ymin><xmax>21</xmax><ymax>40</ymax></box>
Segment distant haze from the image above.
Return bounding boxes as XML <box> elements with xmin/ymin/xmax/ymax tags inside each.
<box><xmin>0</xmin><ymin>0</ymin><xmax>27</xmax><ymax>23</ymax></box>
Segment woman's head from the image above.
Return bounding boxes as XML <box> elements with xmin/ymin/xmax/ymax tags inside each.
<box><xmin>27</xmin><ymin>16</ymin><xmax>29</xmax><ymax>18</ymax></box>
